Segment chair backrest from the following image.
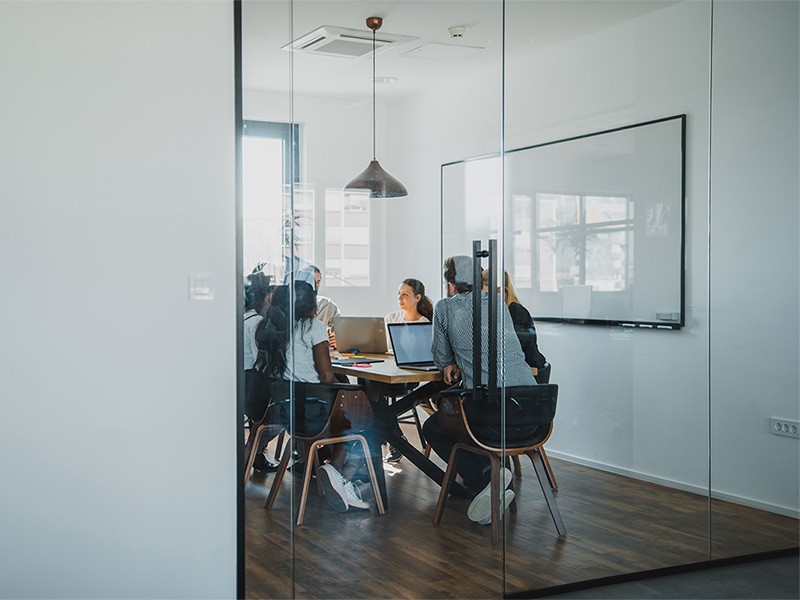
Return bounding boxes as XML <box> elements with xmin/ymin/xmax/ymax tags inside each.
<box><xmin>267</xmin><ymin>381</ymin><xmax>371</xmax><ymax>440</ymax></box>
<box><xmin>534</xmin><ymin>362</ymin><xmax>551</xmax><ymax>384</ymax></box>
<box><xmin>440</xmin><ymin>384</ymin><xmax>558</xmax><ymax>451</ymax></box>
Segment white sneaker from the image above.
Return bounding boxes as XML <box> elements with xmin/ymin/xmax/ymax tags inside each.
<box><xmin>342</xmin><ymin>480</ymin><xmax>370</xmax><ymax>510</ymax></box>
<box><xmin>467</xmin><ymin>467</ymin><xmax>513</xmax><ymax>523</ymax></box>
<box><xmin>317</xmin><ymin>464</ymin><xmax>348</xmax><ymax>512</ymax></box>
<box><xmin>477</xmin><ymin>489</ymin><xmax>515</xmax><ymax>525</ymax></box>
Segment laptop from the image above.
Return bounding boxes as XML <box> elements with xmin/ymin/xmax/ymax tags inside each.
<box><xmin>387</xmin><ymin>322</ymin><xmax>439</xmax><ymax>371</ymax></box>
<box><xmin>331</xmin><ymin>316</ymin><xmax>388</xmax><ymax>354</ymax></box>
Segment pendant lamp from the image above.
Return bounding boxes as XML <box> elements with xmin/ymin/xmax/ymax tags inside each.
<box><xmin>344</xmin><ymin>17</ymin><xmax>408</xmax><ymax>198</ymax></box>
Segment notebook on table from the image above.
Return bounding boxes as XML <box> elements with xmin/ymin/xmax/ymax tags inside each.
<box><xmin>331</xmin><ymin>316</ymin><xmax>388</xmax><ymax>354</ymax></box>
<box><xmin>387</xmin><ymin>322</ymin><xmax>439</xmax><ymax>371</ymax></box>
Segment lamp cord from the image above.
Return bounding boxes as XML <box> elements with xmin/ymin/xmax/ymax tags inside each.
<box><xmin>372</xmin><ymin>28</ymin><xmax>376</xmax><ymax>160</ymax></box>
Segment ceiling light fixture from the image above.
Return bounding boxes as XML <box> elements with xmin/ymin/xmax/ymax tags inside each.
<box><xmin>343</xmin><ymin>16</ymin><xmax>408</xmax><ymax>199</ymax></box>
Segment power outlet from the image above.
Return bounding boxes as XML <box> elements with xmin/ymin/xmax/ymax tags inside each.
<box><xmin>769</xmin><ymin>418</ymin><xmax>800</xmax><ymax>439</ymax></box>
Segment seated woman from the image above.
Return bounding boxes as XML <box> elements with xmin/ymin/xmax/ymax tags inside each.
<box><xmin>383</xmin><ymin>278</ymin><xmax>434</xmax><ymax>463</ymax></box>
<box><xmin>385</xmin><ymin>278</ymin><xmax>434</xmax><ymax>328</ymax></box>
<box><xmin>255</xmin><ymin>281</ymin><xmax>395</xmax><ymax>512</ymax></box>
<box><xmin>483</xmin><ymin>270</ymin><xmax>547</xmax><ymax>372</ymax></box>
<box><xmin>243</xmin><ymin>271</ymin><xmax>278</xmax><ymax>471</ymax></box>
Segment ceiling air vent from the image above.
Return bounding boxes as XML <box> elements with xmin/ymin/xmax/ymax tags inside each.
<box><xmin>283</xmin><ymin>26</ymin><xmax>418</xmax><ymax>59</ymax></box>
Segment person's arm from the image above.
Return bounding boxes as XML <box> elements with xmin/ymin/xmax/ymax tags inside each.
<box><xmin>432</xmin><ymin>299</ymin><xmax>458</xmax><ymax>382</ymax></box>
<box><xmin>312</xmin><ymin>341</ymin><xmax>337</xmax><ymax>384</ymax></box>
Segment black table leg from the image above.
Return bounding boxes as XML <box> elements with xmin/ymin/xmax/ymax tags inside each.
<box><xmin>387</xmin><ymin>429</ymin><xmax>471</xmax><ymax>499</ymax></box>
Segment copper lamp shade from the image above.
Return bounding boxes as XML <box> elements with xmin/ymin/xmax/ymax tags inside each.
<box><xmin>343</xmin><ymin>17</ymin><xmax>408</xmax><ymax>199</ymax></box>
<box><xmin>344</xmin><ymin>159</ymin><xmax>408</xmax><ymax>198</ymax></box>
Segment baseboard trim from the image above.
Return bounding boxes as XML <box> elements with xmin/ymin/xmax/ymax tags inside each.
<box><xmin>545</xmin><ymin>450</ymin><xmax>799</xmax><ymax>519</ymax></box>
<box><xmin>505</xmin><ymin>547</ymin><xmax>799</xmax><ymax>599</ymax></box>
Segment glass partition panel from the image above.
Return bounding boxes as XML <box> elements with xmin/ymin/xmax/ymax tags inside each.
<box><xmin>709</xmin><ymin>0</ymin><xmax>799</xmax><ymax>559</ymax></box>
<box><xmin>241</xmin><ymin>1</ymin><xmax>294</xmax><ymax>598</ymax></box>
<box><xmin>501</xmin><ymin>0</ymin><xmax>712</xmax><ymax>593</ymax></box>
<box><xmin>241</xmin><ymin>1</ymin><xmax>798</xmax><ymax>597</ymax></box>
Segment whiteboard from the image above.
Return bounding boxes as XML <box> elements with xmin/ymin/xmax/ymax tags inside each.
<box><xmin>441</xmin><ymin>115</ymin><xmax>685</xmax><ymax>329</ymax></box>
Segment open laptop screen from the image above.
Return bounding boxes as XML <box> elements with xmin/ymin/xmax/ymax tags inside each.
<box><xmin>331</xmin><ymin>316</ymin><xmax>387</xmax><ymax>354</ymax></box>
<box><xmin>388</xmin><ymin>322</ymin><xmax>434</xmax><ymax>366</ymax></box>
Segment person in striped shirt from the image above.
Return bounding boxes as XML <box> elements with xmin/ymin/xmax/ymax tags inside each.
<box><xmin>423</xmin><ymin>255</ymin><xmax>536</xmax><ymax>525</ymax></box>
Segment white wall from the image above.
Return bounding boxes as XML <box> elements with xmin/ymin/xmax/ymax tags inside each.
<box><xmin>0</xmin><ymin>2</ymin><xmax>237</xmax><ymax>597</ymax></box>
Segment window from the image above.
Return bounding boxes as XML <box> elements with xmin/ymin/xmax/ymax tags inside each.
<box><xmin>324</xmin><ymin>189</ymin><xmax>371</xmax><ymax>287</ymax></box>
<box><xmin>242</xmin><ymin>120</ymin><xmax>301</xmax><ymax>281</ymax></box>
<box><xmin>535</xmin><ymin>193</ymin><xmax>632</xmax><ymax>293</ymax></box>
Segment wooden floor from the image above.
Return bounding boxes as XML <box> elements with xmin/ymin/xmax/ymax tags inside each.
<box><xmin>245</xmin><ymin>430</ymin><xmax>798</xmax><ymax>599</ymax></box>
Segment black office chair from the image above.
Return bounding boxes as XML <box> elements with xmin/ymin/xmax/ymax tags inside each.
<box><xmin>511</xmin><ymin>362</ymin><xmax>558</xmax><ymax>488</ymax></box>
<box><xmin>433</xmin><ymin>384</ymin><xmax>567</xmax><ymax>544</ymax></box>
<box><xmin>534</xmin><ymin>361</ymin><xmax>551</xmax><ymax>384</ymax></box>
<box><xmin>264</xmin><ymin>381</ymin><xmax>386</xmax><ymax>525</ymax></box>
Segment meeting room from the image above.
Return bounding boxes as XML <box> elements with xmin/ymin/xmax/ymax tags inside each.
<box><xmin>238</xmin><ymin>1</ymin><xmax>799</xmax><ymax>598</ymax></box>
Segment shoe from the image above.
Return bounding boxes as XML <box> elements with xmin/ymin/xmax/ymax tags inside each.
<box><xmin>384</xmin><ymin>446</ymin><xmax>403</xmax><ymax>463</ymax></box>
<box><xmin>317</xmin><ymin>464</ymin><xmax>349</xmax><ymax>512</ymax></box>
<box><xmin>467</xmin><ymin>467</ymin><xmax>513</xmax><ymax>523</ymax></box>
<box><xmin>342</xmin><ymin>480</ymin><xmax>370</xmax><ymax>510</ymax></box>
<box><xmin>477</xmin><ymin>489</ymin><xmax>515</xmax><ymax>526</ymax></box>
<box><xmin>252</xmin><ymin>453</ymin><xmax>279</xmax><ymax>472</ymax></box>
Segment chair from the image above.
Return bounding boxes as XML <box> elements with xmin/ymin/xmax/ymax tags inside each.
<box><xmin>433</xmin><ymin>384</ymin><xmax>567</xmax><ymax>544</ymax></box>
<box><xmin>511</xmin><ymin>362</ymin><xmax>559</xmax><ymax>490</ymax></box>
<box><xmin>264</xmin><ymin>381</ymin><xmax>386</xmax><ymax>525</ymax></box>
<box><xmin>243</xmin><ymin>369</ymin><xmax>284</xmax><ymax>488</ymax></box>
<box><xmin>243</xmin><ymin>414</ymin><xmax>284</xmax><ymax>488</ymax></box>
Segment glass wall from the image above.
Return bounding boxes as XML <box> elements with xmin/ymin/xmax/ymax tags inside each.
<box><xmin>500</xmin><ymin>2</ymin><xmax>712</xmax><ymax>592</ymax></box>
<box><xmin>240</xmin><ymin>1</ymin><xmax>799</xmax><ymax>597</ymax></box>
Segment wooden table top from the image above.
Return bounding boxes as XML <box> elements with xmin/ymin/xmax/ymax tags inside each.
<box><xmin>331</xmin><ymin>353</ymin><xmax>443</xmax><ymax>385</ymax></box>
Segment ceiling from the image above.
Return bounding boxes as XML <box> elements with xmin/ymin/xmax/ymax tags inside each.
<box><xmin>242</xmin><ymin>0</ymin><xmax>676</xmax><ymax>106</ymax></box>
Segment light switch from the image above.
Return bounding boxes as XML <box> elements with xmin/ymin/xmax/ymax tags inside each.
<box><xmin>188</xmin><ymin>274</ymin><xmax>215</xmax><ymax>300</ymax></box>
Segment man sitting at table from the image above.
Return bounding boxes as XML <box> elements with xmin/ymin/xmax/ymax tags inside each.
<box><xmin>423</xmin><ymin>255</ymin><xmax>537</xmax><ymax>526</ymax></box>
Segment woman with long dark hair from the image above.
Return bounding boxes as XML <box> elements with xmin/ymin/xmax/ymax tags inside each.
<box><xmin>256</xmin><ymin>282</ymin><xmax>394</xmax><ymax>513</ymax></box>
<box><xmin>255</xmin><ymin>282</ymin><xmax>335</xmax><ymax>384</ymax></box>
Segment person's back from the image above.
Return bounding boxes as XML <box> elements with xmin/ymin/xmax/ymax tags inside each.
<box><xmin>425</xmin><ymin>255</ymin><xmax>535</xmax><ymax>526</ymax></box>
<box><xmin>433</xmin><ymin>291</ymin><xmax>535</xmax><ymax>389</ymax></box>
<box><xmin>432</xmin><ymin>254</ymin><xmax>535</xmax><ymax>389</ymax></box>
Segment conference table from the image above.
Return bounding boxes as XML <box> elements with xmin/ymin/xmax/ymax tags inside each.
<box><xmin>330</xmin><ymin>354</ymin><xmax>470</xmax><ymax>503</ymax></box>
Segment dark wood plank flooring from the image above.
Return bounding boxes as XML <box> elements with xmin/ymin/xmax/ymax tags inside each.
<box><xmin>245</xmin><ymin>430</ymin><xmax>798</xmax><ymax>599</ymax></box>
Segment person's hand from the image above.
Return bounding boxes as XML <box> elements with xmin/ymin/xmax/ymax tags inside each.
<box><xmin>328</xmin><ymin>328</ymin><xmax>337</xmax><ymax>350</ymax></box>
<box><xmin>443</xmin><ymin>364</ymin><xmax>461</xmax><ymax>385</ymax></box>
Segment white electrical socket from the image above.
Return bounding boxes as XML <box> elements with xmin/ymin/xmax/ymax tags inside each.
<box><xmin>769</xmin><ymin>418</ymin><xmax>799</xmax><ymax>439</ymax></box>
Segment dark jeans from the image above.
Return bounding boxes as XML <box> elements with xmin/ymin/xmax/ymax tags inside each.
<box><xmin>422</xmin><ymin>412</ymin><xmax>490</xmax><ymax>493</ymax></box>
<box><xmin>336</xmin><ymin>400</ymin><xmax>396</xmax><ymax>458</ymax></box>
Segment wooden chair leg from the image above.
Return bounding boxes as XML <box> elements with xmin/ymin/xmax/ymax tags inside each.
<box><xmin>265</xmin><ymin>437</ymin><xmax>293</xmax><ymax>511</ymax></box>
<box><xmin>243</xmin><ymin>423</ymin><xmax>268</xmax><ymax>488</ymax></box>
<box><xmin>274</xmin><ymin>430</ymin><xmax>286</xmax><ymax>461</ymax></box>
<box><xmin>527</xmin><ymin>449</ymin><xmax>566</xmax><ymax>536</ymax></box>
<box><xmin>296</xmin><ymin>440</ymin><xmax>321</xmax><ymax>526</ymax></box>
<box><xmin>489</xmin><ymin>457</ymin><xmax>502</xmax><ymax>545</ymax></box>
<box><xmin>433</xmin><ymin>446</ymin><xmax>462</xmax><ymax>525</ymax></box>
<box><xmin>538</xmin><ymin>447</ymin><xmax>558</xmax><ymax>491</ymax></box>
<box><xmin>512</xmin><ymin>455</ymin><xmax>523</xmax><ymax>478</ymax></box>
<box><xmin>423</xmin><ymin>443</ymin><xmax>432</xmax><ymax>458</ymax></box>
